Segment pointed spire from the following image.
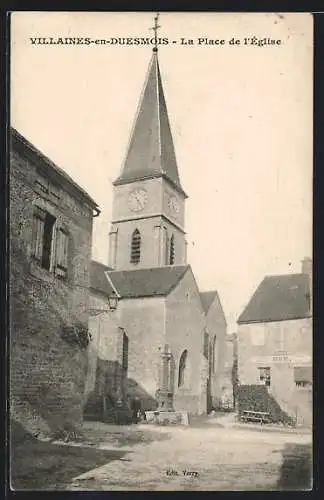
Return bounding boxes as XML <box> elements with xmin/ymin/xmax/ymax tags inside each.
<box><xmin>114</xmin><ymin>30</ymin><xmax>186</xmax><ymax>197</ymax></box>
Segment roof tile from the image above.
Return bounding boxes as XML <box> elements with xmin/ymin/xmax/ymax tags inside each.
<box><xmin>200</xmin><ymin>291</ymin><xmax>218</xmax><ymax>314</ymax></box>
<box><xmin>108</xmin><ymin>265</ymin><xmax>189</xmax><ymax>299</ymax></box>
<box><xmin>238</xmin><ymin>273</ymin><xmax>311</xmax><ymax>324</ymax></box>
<box><xmin>90</xmin><ymin>261</ymin><xmax>114</xmax><ymax>296</ymax></box>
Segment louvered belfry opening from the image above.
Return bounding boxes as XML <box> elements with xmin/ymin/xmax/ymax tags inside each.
<box><xmin>169</xmin><ymin>234</ymin><xmax>175</xmax><ymax>265</ymax></box>
<box><xmin>130</xmin><ymin>229</ymin><xmax>141</xmax><ymax>264</ymax></box>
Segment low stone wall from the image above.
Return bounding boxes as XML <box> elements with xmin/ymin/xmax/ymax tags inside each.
<box><xmin>145</xmin><ymin>410</ymin><xmax>189</xmax><ymax>426</ymax></box>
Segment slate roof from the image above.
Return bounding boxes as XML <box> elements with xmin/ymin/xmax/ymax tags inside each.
<box><xmin>90</xmin><ymin>261</ymin><xmax>114</xmax><ymax>296</ymax></box>
<box><xmin>11</xmin><ymin>128</ymin><xmax>99</xmax><ymax>209</ymax></box>
<box><xmin>107</xmin><ymin>265</ymin><xmax>190</xmax><ymax>299</ymax></box>
<box><xmin>237</xmin><ymin>273</ymin><xmax>311</xmax><ymax>324</ymax></box>
<box><xmin>114</xmin><ymin>51</ymin><xmax>186</xmax><ymax>197</ymax></box>
<box><xmin>200</xmin><ymin>291</ymin><xmax>218</xmax><ymax>314</ymax></box>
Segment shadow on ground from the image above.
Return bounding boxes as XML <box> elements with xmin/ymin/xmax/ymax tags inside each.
<box><xmin>10</xmin><ymin>439</ymin><xmax>127</xmax><ymax>491</ymax></box>
<box><xmin>188</xmin><ymin>412</ymin><xmax>229</xmax><ymax>429</ymax></box>
<box><xmin>81</xmin><ymin>423</ymin><xmax>172</xmax><ymax>448</ymax></box>
<box><xmin>277</xmin><ymin>443</ymin><xmax>312</xmax><ymax>490</ymax></box>
<box><xmin>10</xmin><ymin>420</ymin><xmax>172</xmax><ymax>490</ymax></box>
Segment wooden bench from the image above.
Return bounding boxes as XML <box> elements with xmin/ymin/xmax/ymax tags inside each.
<box><xmin>240</xmin><ymin>410</ymin><xmax>271</xmax><ymax>424</ymax></box>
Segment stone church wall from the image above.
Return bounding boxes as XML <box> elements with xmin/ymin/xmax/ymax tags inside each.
<box><xmin>118</xmin><ymin>297</ymin><xmax>165</xmax><ymax>409</ymax></box>
<box><xmin>10</xmin><ymin>143</ymin><xmax>94</xmax><ymax>438</ymax></box>
<box><xmin>85</xmin><ymin>291</ymin><xmax>128</xmax><ymax>419</ymax></box>
<box><xmin>205</xmin><ymin>298</ymin><xmax>227</xmax><ymax>408</ymax></box>
<box><xmin>166</xmin><ymin>268</ymin><xmax>206</xmax><ymax>414</ymax></box>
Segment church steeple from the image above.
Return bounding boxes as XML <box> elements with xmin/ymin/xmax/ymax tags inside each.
<box><xmin>109</xmin><ymin>15</ymin><xmax>188</xmax><ymax>271</ymax></box>
<box><xmin>113</xmin><ymin>23</ymin><xmax>186</xmax><ymax>197</ymax></box>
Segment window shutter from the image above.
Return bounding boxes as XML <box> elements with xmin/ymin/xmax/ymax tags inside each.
<box><xmin>31</xmin><ymin>207</ymin><xmax>46</xmax><ymax>262</ymax></box>
<box><xmin>55</xmin><ymin>228</ymin><xmax>69</xmax><ymax>278</ymax></box>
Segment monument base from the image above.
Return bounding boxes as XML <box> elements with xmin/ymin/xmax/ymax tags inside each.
<box><xmin>145</xmin><ymin>410</ymin><xmax>189</xmax><ymax>426</ymax></box>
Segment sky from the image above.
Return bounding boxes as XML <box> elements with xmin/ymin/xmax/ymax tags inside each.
<box><xmin>11</xmin><ymin>12</ymin><xmax>313</xmax><ymax>331</ymax></box>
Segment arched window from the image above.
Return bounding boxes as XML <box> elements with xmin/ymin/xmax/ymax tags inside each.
<box><xmin>169</xmin><ymin>234</ymin><xmax>175</xmax><ymax>265</ymax></box>
<box><xmin>122</xmin><ymin>330</ymin><xmax>129</xmax><ymax>371</ymax></box>
<box><xmin>212</xmin><ymin>336</ymin><xmax>218</xmax><ymax>374</ymax></box>
<box><xmin>130</xmin><ymin>229</ymin><xmax>141</xmax><ymax>264</ymax></box>
<box><xmin>203</xmin><ymin>330</ymin><xmax>209</xmax><ymax>359</ymax></box>
<box><xmin>178</xmin><ymin>349</ymin><xmax>188</xmax><ymax>387</ymax></box>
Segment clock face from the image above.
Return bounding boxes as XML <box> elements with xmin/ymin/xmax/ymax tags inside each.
<box><xmin>128</xmin><ymin>188</ymin><xmax>149</xmax><ymax>212</ymax></box>
<box><xmin>168</xmin><ymin>195</ymin><xmax>180</xmax><ymax>214</ymax></box>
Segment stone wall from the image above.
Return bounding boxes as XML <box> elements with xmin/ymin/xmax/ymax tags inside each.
<box><xmin>237</xmin><ymin>319</ymin><xmax>312</xmax><ymax>423</ymax></box>
<box><xmin>84</xmin><ymin>291</ymin><xmax>128</xmax><ymax>420</ymax></box>
<box><xmin>10</xmin><ymin>140</ymin><xmax>94</xmax><ymax>437</ymax></box>
<box><xmin>205</xmin><ymin>296</ymin><xmax>227</xmax><ymax>409</ymax></box>
<box><xmin>237</xmin><ymin>319</ymin><xmax>312</xmax><ymax>385</ymax></box>
<box><xmin>166</xmin><ymin>267</ymin><xmax>206</xmax><ymax>414</ymax></box>
<box><xmin>118</xmin><ymin>296</ymin><xmax>165</xmax><ymax>409</ymax></box>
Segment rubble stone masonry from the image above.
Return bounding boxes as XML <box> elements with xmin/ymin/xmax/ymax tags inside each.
<box><xmin>10</xmin><ymin>133</ymin><xmax>96</xmax><ymax>437</ymax></box>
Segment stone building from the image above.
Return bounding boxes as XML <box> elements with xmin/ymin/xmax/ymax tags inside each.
<box><xmin>10</xmin><ymin>128</ymin><xmax>99</xmax><ymax>438</ymax></box>
<box><xmin>216</xmin><ymin>332</ymin><xmax>237</xmax><ymax>410</ymax></box>
<box><xmin>83</xmin><ymin>260</ymin><xmax>131</xmax><ymax>422</ymax></box>
<box><xmin>87</xmin><ymin>47</ymin><xmax>228</xmax><ymax>417</ymax></box>
<box><xmin>237</xmin><ymin>258</ymin><xmax>312</xmax><ymax>425</ymax></box>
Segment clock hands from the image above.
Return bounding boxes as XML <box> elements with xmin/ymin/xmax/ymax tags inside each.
<box><xmin>128</xmin><ymin>188</ymin><xmax>148</xmax><ymax>212</ymax></box>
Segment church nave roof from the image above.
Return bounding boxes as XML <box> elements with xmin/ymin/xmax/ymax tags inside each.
<box><xmin>107</xmin><ymin>265</ymin><xmax>190</xmax><ymax>299</ymax></box>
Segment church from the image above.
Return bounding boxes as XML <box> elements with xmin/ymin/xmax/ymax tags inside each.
<box><xmin>86</xmin><ymin>42</ymin><xmax>228</xmax><ymax>417</ymax></box>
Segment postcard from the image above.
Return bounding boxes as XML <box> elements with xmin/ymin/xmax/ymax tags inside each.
<box><xmin>9</xmin><ymin>12</ymin><xmax>313</xmax><ymax>491</ymax></box>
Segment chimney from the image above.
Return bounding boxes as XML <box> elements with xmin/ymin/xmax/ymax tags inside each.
<box><xmin>301</xmin><ymin>257</ymin><xmax>312</xmax><ymax>314</ymax></box>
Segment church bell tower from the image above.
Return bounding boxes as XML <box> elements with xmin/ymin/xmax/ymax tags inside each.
<box><xmin>108</xmin><ymin>15</ymin><xmax>188</xmax><ymax>270</ymax></box>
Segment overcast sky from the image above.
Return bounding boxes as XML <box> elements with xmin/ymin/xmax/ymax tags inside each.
<box><xmin>11</xmin><ymin>12</ymin><xmax>313</xmax><ymax>331</ymax></box>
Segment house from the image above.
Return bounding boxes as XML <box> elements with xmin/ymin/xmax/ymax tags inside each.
<box><xmin>237</xmin><ymin>258</ymin><xmax>312</xmax><ymax>426</ymax></box>
<box><xmin>10</xmin><ymin>128</ymin><xmax>99</xmax><ymax>438</ymax></box>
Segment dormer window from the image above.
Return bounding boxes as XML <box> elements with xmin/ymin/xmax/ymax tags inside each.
<box><xmin>130</xmin><ymin>229</ymin><xmax>141</xmax><ymax>264</ymax></box>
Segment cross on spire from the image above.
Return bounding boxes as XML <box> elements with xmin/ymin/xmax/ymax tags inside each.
<box><xmin>150</xmin><ymin>12</ymin><xmax>161</xmax><ymax>52</ymax></box>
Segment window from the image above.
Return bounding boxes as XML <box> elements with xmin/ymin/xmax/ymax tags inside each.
<box><xmin>122</xmin><ymin>331</ymin><xmax>129</xmax><ymax>371</ymax></box>
<box><xmin>169</xmin><ymin>234</ymin><xmax>175</xmax><ymax>265</ymax></box>
<box><xmin>212</xmin><ymin>336</ymin><xmax>218</xmax><ymax>373</ymax></box>
<box><xmin>31</xmin><ymin>206</ymin><xmax>69</xmax><ymax>278</ymax></box>
<box><xmin>294</xmin><ymin>366</ymin><xmax>312</xmax><ymax>388</ymax></box>
<box><xmin>203</xmin><ymin>331</ymin><xmax>209</xmax><ymax>359</ymax></box>
<box><xmin>258</xmin><ymin>366</ymin><xmax>271</xmax><ymax>387</ymax></box>
<box><xmin>178</xmin><ymin>350</ymin><xmax>188</xmax><ymax>388</ymax></box>
<box><xmin>130</xmin><ymin>229</ymin><xmax>141</xmax><ymax>264</ymax></box>
<box><xmin>55</xmin><ymin>228</ymin><xmax>69</xmax><ymax>278</ymax></box>
<box><xmin>31</xmin><ymin>207</ymin><xmax>55</xmax><ymax>270</ymax></box>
